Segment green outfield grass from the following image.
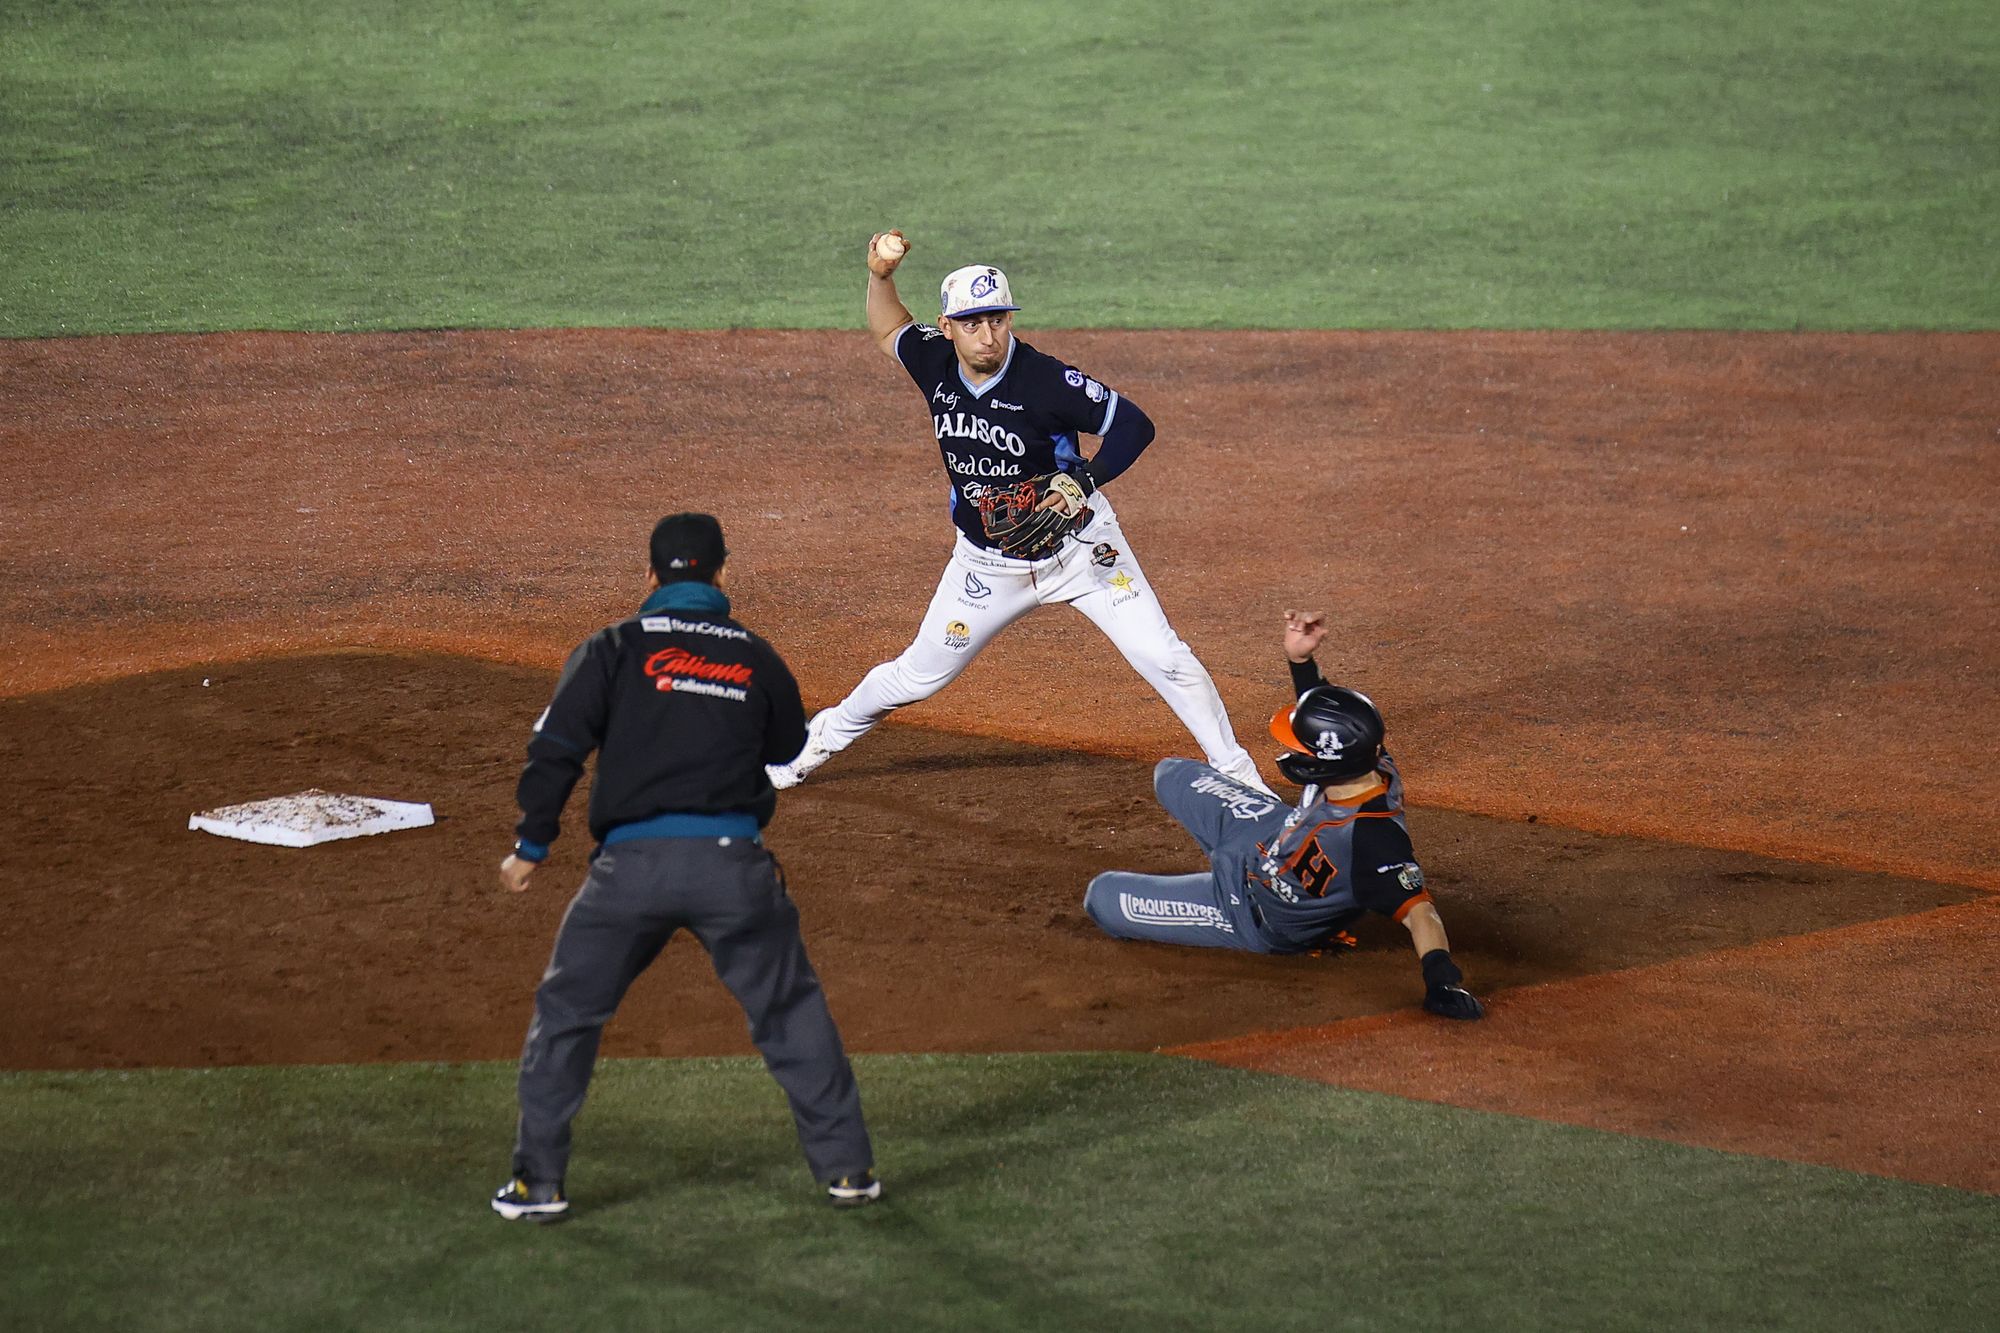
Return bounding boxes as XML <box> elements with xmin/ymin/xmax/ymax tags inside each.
<box><xmin>3</xmin><ymin>0</ymin><xmax>1994</xmax><ymax>335</ymax></box>
<box><xmin>4</xmin><ymin>1055</ymin><xmax>1992</xmax><ymax>1332</ymax></box>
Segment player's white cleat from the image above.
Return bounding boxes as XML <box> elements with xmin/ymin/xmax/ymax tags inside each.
<box><xmin>767</xmin><ymin>709</ymin><xmax>837</xmax><ymax>790</ymax></box>
<box><xmin>1219</xmin><ymin>757</ymin><xmax>1280</xmax><ymax>800</ymax></box>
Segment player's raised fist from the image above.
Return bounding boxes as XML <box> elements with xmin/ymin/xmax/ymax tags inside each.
<box><xmin>1283</xmin><ymin>608</ymin><xmax>1327</xmax><ymax>663</ymax></box>
<box><xmin>868</xmin><ymin>230</ymin><xmax>909</xmax><ymax>278</ymax></box>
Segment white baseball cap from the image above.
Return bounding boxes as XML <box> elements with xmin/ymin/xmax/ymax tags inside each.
<box><xmin>939</xmin><ymin>264</ymin><xmax>1019</xmax><ymax>320</ymax></box>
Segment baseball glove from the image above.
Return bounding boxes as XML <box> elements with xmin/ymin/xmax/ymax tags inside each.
<box><xmin>977</xmin><ymin>471</ymin><xmax>1093</xmax><ymax>560</ymax></box>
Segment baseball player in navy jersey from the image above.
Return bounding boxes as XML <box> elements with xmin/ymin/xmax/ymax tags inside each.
<box><xmin>766</xmin><ymin>230</ymin><xmax>1270</xmax><ymax>794</ymax></box>
<box><xmin>1082</xmin><ymin>610</ymin><xmax>1484</xmax><ymax>1020</ymax></box>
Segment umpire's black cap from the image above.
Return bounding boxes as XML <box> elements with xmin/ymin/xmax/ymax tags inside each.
<box><xmin>650</xmin><ymin>513</ymin><xmax>728</xmax><ymax>583</ymax></box>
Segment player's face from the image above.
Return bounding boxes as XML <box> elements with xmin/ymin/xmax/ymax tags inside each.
<box><xmin>942</xmin><ymin>311</ymin><xmax>1013</xmax><ymax>375</ymax></box>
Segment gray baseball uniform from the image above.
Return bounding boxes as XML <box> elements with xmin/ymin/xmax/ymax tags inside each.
<box><xmin>1085</xmin><ymin>756</ymin><xmax>1431</xmax><ymax>953</ymax></box>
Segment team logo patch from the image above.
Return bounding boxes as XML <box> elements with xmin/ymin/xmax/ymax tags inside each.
<box><xmin>969</xmin><ymin>272</ymin><xmax>1000</xmax><ymax>299</ymax></box>
<box><xmin>943</xmin><ymin>620</ymin><xmax>972</xmax><ymax>651</ymax></box>
<box><xmin>963</xmin><ymin>572</ymin><xmax>992</xmax><ymax>600</ymax></box>
<box><xmin>1091</xmin><ymin>542</ymin><xmax>1120</xmax><ymax>568</ymax></box>
<box><xmin>918</xmin><ymin>324</ymin><xmax>945</xmax><ymax>340</ymax></box>
<box><xmin>1386</xmin><ymin>862</ymin><xmax>1426</xmax><ymax>893</ymax></box>
<box><xmin>1063</xmin><ymin>368</ymin><xmax>1085</xmax><ymax>388</ymax></box>
<box><xmin>1083</xmin><ymin>378</ymin><xmax>1107</xmax><ymax>403</ymax></box>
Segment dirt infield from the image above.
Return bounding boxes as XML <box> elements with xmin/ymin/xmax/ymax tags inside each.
<box><xmin>1179</xmin><ymin>896</ymin><xmax>2000</xmax><ymax>1194</ymax></box>
<box><xmin>1</xmin><ymin>329</ymin><xmax>1993</xmax><ymax>1191</ymax></box>
<box><xmin>5</xmin><ymin>329</ymin><xmax>1994</xmax><ymax>885</ymax></box>
<box><xmin>4</xmin><ymin>649</ymin><xmax>1980</xmax><ymax>1073</ymax></box>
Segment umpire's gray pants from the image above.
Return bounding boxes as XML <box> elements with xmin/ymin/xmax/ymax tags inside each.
<box><xmin>513</xmin><ymin>836</ymin><xmax>873</xmax><ymax>1187</ymax></box>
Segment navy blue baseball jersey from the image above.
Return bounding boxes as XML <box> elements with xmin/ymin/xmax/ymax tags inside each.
<box><xmin>892</xmin><ymin>322</ymin><xmax>1121</xmax><ymax>551</ymax></box>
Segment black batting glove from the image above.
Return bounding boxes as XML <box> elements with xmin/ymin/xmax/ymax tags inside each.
<box><xmin>1420</xmin><ymin>948</ymin><xmax>1484</xmax><ymax>1021</ymax></box>
<box><xmin>1423</xmin><ymin>984</ymin><xmax>1485</xmax><ymax>1020</ymax></box>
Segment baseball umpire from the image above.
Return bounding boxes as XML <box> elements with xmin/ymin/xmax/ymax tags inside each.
<box><xmin>491</xmin><ymin>513</ymin><xmax>881</xmax><ymax>1220</ymax></box>
<box><xmin>1081</xmin><ymin>610</ymin><xmax>1484</xmax><ymax>1020</ymax></box>
<box><xmin>766</xmin><ymin>229</ymin><xmax>1271</xmax><ymax>795</ymax></box>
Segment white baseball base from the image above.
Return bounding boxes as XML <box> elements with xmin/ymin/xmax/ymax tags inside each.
<box><xmin>189</xmin><ymin>789</ymin><xmax>435</xmax><ymax>847</ymax></box>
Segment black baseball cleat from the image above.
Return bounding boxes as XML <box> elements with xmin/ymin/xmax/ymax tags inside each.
<box><xmin>826</xmin><ymin>1170</ymin><xmax>882</xmax><ymax>1209</ymax></box>
<box><xmin>492</xmin><ymin>1176</ymin><xmax>570</xmax><ymax>1222</ymax></box>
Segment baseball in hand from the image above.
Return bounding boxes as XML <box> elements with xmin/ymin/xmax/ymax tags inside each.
<box><xmin>875</xmin><ymin>231</ymin><xmax>907</xmax><ymax>261</ymax></box>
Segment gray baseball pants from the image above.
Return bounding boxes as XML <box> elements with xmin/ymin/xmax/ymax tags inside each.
<box><xmin>1084</xmin><ymin>758</ymin><xmax>1289</xmax><ymax>951</ymax></box>
<box><xmin>512</xmin><ymin>836</ymin><xmax>873</xmax><ymax>1186</ymax></box>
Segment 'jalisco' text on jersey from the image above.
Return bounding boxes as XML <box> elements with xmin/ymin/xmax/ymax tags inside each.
<box><xmin>893</xmin><ymin>322</ymin><xmax>1120</xmax><ymax>552</ymax></box>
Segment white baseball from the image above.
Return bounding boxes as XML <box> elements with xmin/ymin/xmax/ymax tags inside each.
<box><xmin>876</xmin><ymin>231</ymin><xmax>907</xmax><ymax>260</ymax></box>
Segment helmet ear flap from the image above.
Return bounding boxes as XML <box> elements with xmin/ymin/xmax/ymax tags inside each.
<box><xmin>1275</xmin><ymin>751</ymin><xmax>1328</xmax><ymax>785</ymax></box>
<box><xmin>1273</xmin><ymin>685</ymin><xmax>1387</xmax><ymax>785</ymax></box>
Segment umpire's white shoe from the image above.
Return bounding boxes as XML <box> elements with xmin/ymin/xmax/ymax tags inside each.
<box><xmin>491</xmin><ymin>1176</ymin><xmax>569</xmax><ymax>1222</ymax></box>
<box><xmin>827</xmin><ymin>1169</ymin><xmax>882</xmax><ymax>1208</ymax></box>
<box><xmin>767</xmin><ymin>709</ymin><xmax>837</xmax><ymax>790</ymax></box>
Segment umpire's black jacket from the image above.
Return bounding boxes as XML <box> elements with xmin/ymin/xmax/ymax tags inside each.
<box><xmin>513</xmin><ymin>581</ymin><xmax>807</xmax><ymax>857</ymax></box>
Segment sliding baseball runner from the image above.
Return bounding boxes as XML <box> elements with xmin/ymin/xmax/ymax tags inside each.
<box><xmin>1083</xmin><ymin>610</ymin><xmax>1484</xmax><ymax>1020</ymax></box>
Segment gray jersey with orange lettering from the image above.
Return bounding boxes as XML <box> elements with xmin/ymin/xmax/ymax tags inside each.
<box><xmin>1247</xmin><ymin>754</ymin><xmax>1433</xmax><ymax>951</ymax></box>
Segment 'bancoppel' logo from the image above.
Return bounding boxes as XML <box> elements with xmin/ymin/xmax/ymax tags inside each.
<box><xmin>1312</xmin><ymin>729</ymin><xmax>1347</xmax><ymax>761</ymax></box>
<box><xmin>963</xmin><ymin>572</ymin><xmax>992</xmax><ymax>600</ymax></box>
<box><xmin>639</xmin><ymin>616</ymin><xmax>751</xmax><ymax>641</ymax></box>
<box><xmin>1119</xmin><ymin>892</ymin><xmax>1234</xmax><ymax>933</ymax></box>
<box><xmin>943</xmin><ymin>620</ymin><xmax>972</xmax><ymax>651</ymax></box>
<box><xmin>932</xmin><ymin>386</ymin><xmax>961</xmax><ymax>410</ymax></box>
<box><xmin>1064</xmin><ymin>368</ymin><xmax>1085</xmax><ymax>388</ymax></box>
<box><xmin>990</xmin><ymin>399</ymin><xmax>1024</xmax><ymax>412</ymax></box>
<box><xmin>969</xmin><ymin>272</ymin><xmax>1000</xmax><ymax>300</ymax></box>
<box><xmin>1083</xmin><ymin>378</ymin><xmax>1107</xmax><ymax>402</ymax></box>
<box><xmin>1188</xmin><ymin>773</ymin><xmax>1278</xmax><ymax>821</ymax></box>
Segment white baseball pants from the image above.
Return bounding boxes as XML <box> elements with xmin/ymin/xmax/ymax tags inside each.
<box><xmin>815</xmin><ymin>500</ymin><xmax>1267</xmax><ymax>790</ymax></box>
